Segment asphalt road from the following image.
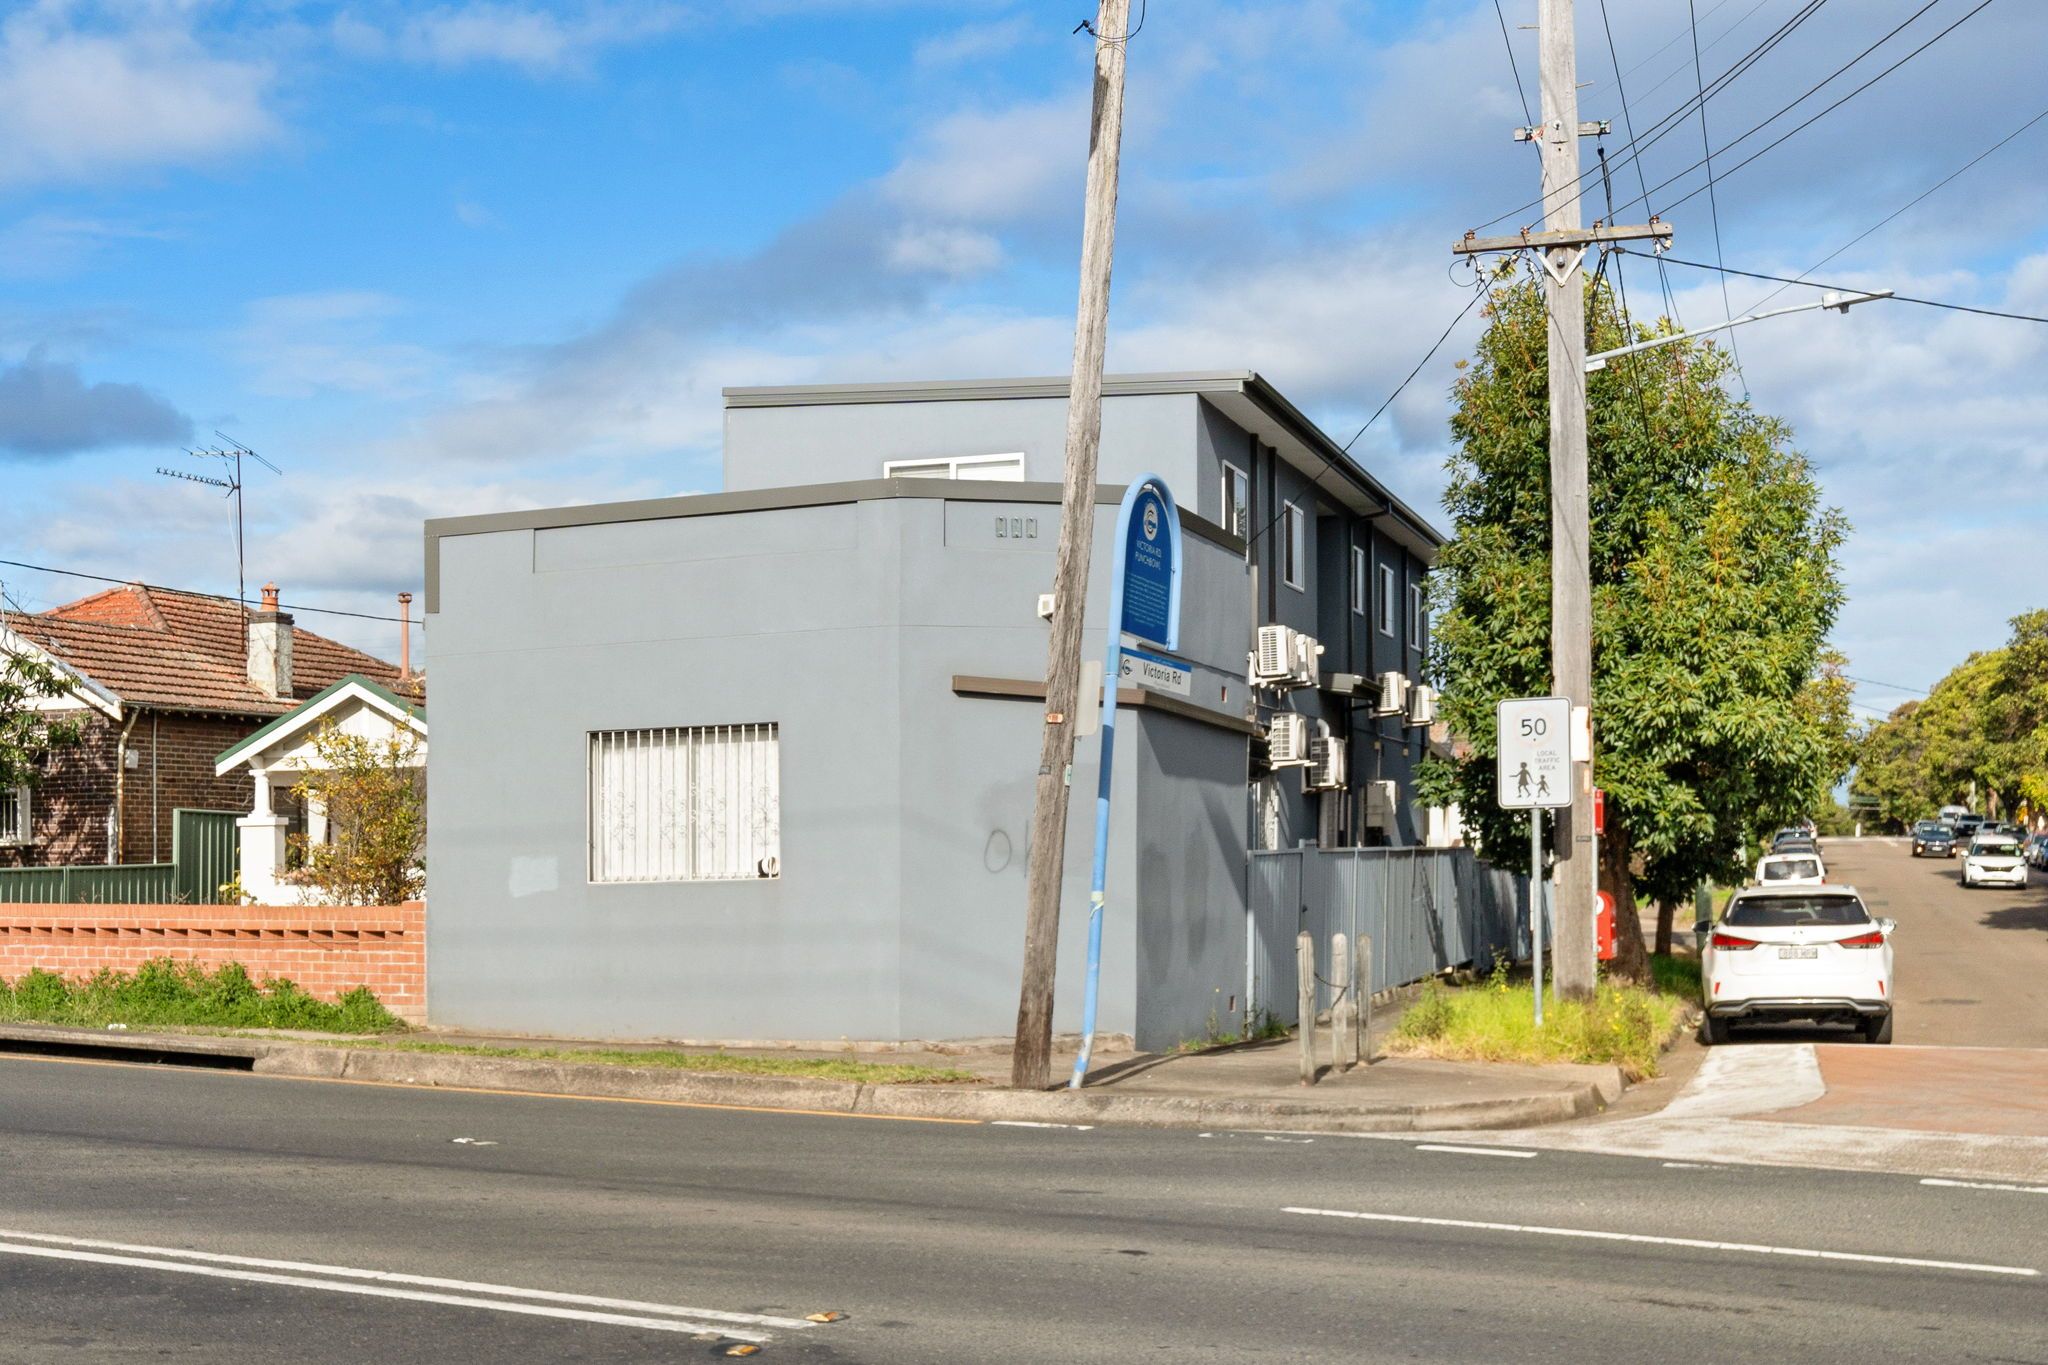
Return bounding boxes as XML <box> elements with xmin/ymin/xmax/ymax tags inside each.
<box><xmin>1</xmin><ymin>1054</ymin><xmax>2042</xmax><ymax>1363</ymax></box>
<box><xmin>1731</xmin><ymin>837</ymin><xmax>2048</xmax><ymax>1048</ymax></box>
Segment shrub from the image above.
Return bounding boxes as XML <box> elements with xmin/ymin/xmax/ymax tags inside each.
<box><xmin>0</xmin><ymin>958</ymin><xmax>401</xmax><ymax>1034</ymax></box>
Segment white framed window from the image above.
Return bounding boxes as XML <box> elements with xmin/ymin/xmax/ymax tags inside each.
<box><xmin>0</xmin><ymin>786</ymin><xmax>29</xmax><ymax>845</ymax></box>
<box><xmin>1350</xmin><ymin>546</ymin><xmax>1367</xmax><ymax>615</ymax></box>
<box><xmin>1408</xmin><ymin>583</ymin><xmax>1425</xmax><ymax>652</ymax></box>
<box><xmin>1220</xmin><ymin>462</ymin><xmax>1250</xmax><ymax>537</ymax></box>
<box><xmin>589</xmin><ymin>725</ymin><xmax>781</xmax><ymax>883</ymax></box>
<box><xmin>883</xmin><ymin>453</ymin><xmax>1025</xmax><ymax>481</ymax></box>
<box><xmin>1377</xmin><ymin>564</ymin><xmax>1396</xmax><ymax>637</ymax></box>
<box><xmin>1282</xmin><ymin>502</ymin><xmax>1305</xmax><ymax>590</ymax></box>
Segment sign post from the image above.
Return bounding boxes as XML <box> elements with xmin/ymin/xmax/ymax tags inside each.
<box><xmin>1069</xmin><ymin>476</ymin><xmax>1183</xmax><ymax>1089</ymax></box>
<box><xmin>1498</xmin><ymin>696</ymin><xmax>1572</xmax><ymax>1025</ymax></box>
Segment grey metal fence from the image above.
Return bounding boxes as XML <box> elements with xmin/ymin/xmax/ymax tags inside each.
<box><xmin>1249</xmin><ymin>845</ymin><xmax>1529</xmax><ymax>1026</ymax></box>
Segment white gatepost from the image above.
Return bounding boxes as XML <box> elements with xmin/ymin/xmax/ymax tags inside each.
<box><xmin>236</xmin><ymin>767</ymin><xmax>289</xmax><ymax>904</ymax></box>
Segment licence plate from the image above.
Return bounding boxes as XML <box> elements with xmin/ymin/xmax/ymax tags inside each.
<box><xmin>1777</xmin><ymin>946</ymin><xmax>1818</xmax><ymax>960</ymax></box>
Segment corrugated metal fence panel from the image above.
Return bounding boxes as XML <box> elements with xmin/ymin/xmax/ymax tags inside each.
<box><xmin>1250</xmin><ymin>846</ymin><xmax>1529</xmax><ymax>1025</ymax></box>
<box><xmin>171</xmin><ymin>809</ymin><xmax>241</xmax><ymax>905</ymax></box>
<box><xmin>0</xmin><ymin>863</ymin><xmax>176</xmax><ymax>905</ymax></box>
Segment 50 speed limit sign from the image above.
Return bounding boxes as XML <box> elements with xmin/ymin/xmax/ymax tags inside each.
<box><xmin>1497</xmin><ymin>696</ymin><xmax>1571</xmax><ymax>810</ymax></box>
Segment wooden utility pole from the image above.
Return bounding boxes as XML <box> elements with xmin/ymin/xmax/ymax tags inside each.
<box><xmin>1010</xmin><ymin>0</ymin><xmax>1132</xmax><ymax>1090</ymax></box>
<box><xmin>1537</xmin><ymin>0</ymin><xmax>1597</xmax><ymax>1000</ymax></box>
<box><xmin>1454</xmin><ymin>0</ymin><xmax>1672</xmax><ymax>999</ymax></box>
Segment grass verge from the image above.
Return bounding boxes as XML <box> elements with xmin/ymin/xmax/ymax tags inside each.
<box><xmin>358</xmin><ymin>1041</ymin><xmax>982</xmax><ymax>1085</ymax></box>
<box><xmin>1386</xmin><ymin>956</ymin><xmax>1696</xmax><ymax>1081</ymax></box>
<box><xmin>0</xmin><ymin>959</ymin><xmax>401</xmax><ymax>1034</ymax></box>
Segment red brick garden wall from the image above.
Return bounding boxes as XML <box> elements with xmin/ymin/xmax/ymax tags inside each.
<box><xmin>0</xmin><ymin>901</ymin><xmax>425</xmax><ymax>1021</ymax></box>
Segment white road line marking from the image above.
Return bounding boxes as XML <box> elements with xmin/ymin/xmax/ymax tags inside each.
<box><xmin>1414</xmin><ymin>1144</ymin><xmax>1537</xmax><ymax>1159</ymax></box>
<box><xmin>0</xmin><ymin>1230</ymin><xmax>815</xmax><ymax>1332</ymax></box>
<box><xmin>0</xmin><ymin>1242</ymin><xmax>775</xmax><ymax>1339</ymax></box>
<box><xmin>1922</xmin><ymin>1178</ymin><xmax>2048</xmax><ymax>1195</ymax></box>
<box><xmin>991</xmin><ymin>1121</ymin><xmax>1095</xmax><ymax>1131</ymax></box>
<box><xmin>1280</xmin><ymin>1208</ymin><xmax>2039</xmax><ymax>1278</ymax></box>
<box><xmin>1662</xmin><ymin>1162</ymin><xmax>1726</xmax><ymax>1170</ymax></box>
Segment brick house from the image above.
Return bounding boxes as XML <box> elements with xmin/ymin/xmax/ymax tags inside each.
<box><xmin>0</xmin><ymin>582</ymin><xmax>420</xmax><ymax>868</ymax></box>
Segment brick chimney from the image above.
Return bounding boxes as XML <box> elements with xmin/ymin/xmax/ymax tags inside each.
<box><xmin>247</xmin><ymin>582</ymin><xmax>294</xmax><ymax>699</ymax></box>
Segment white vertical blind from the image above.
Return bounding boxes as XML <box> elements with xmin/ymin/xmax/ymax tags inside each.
<box><xmin>588</xmin><ymin>725</ymin><xmax>781</xmax><ymax>882</ymax></box>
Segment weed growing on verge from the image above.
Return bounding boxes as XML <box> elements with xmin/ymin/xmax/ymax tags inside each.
<box><xmin>1388</xmin><ymin>964</ymin><xmax>1690</xmax><ymax>1081</ymax></box>
<box><xmin>0</xmin><ymin>959</ymin><xmax>403</xmax><ymax>1034</ymax></box>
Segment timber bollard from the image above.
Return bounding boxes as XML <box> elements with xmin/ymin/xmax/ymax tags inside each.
<box><xmin>1297</xmin><ymin>930</ymin><xmax>1316</xmax><ymax>1086</ymax></box>
<box><xmin>1358</xmin><ymin>933</ymin><xmax>1374</xmax><ymax>1065</ymax></box>
<box><xmin>1331</xmin><ymin>932</ymin><xmax>1357</xmax><ymax>1072</ymax></box>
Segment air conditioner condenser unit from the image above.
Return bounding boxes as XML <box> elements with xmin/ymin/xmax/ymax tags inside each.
<box><xmin>1407</xmin><ymin>684</ymin><xmax>1438</xmax><ymax>728</ymax></box>
<box><xmin>1375</xmin><ymin>671</ymin><xmax>1410</xmax><ymax>717</ymax></box>
<box><xmin>1264</xmin><ymin>712</ymin><xmax>1311</xmax><ymax>768</ymax></box>
<box><xmin>1304</xmin><ymin>734</ymin><xmax>1347</xmax><ymax>792</ymax></box>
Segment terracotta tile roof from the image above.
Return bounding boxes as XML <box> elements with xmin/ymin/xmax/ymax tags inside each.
<box><xmin>6</xmin><ymin>583</ymin><xmax>424</xmax><ymax>718</ymax></box>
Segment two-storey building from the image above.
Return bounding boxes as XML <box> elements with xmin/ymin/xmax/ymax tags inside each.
<box><xmin>423</xmin><ymin>372</ymin><xmax>1447</xmax><ymax>1048</ymax></box>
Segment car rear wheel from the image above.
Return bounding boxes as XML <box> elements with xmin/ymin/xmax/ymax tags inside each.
<box><xmin>1863</xmin><ymin>1011</ymin><xmax>1893</xmax><ymax>1045</ymax></box>
<box><xmin>1703</xmin><ymin>1015</ymin><xmax>1733</xmax><ymax>1046</ymax></box>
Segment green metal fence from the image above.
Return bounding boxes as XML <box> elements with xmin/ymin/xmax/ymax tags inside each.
<box><xmin>0</xmin><ymin>808</ymin><xmax>240</xmax><ymax>905</ymax></box>
<box><xmin>171</xmin><ymin>809</ymin><xmax>240</xmax><ymax>905</ymax></box>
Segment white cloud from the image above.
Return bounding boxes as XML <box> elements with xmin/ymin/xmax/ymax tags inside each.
<box><xmin>352</xmin><ymin>2</ymin><xmax>695</xmax><ymax>75</ymax></box>
<box><xmin>888</xmin><ymin>224</ymin><xmax>1002</xmax><ymax>277</ymax></box>
<box><xmin>0</xmin><ymin>212</ymin><xmax>174</xmax><ymax>279</ymax></box>
<box><xmin>913</xmin><ymin>16</ymin><xmax>1030</xmax><ymax>68</ymax></box>
<box><xmin>237</xmin><ymin>292</ymin><xmax>443</xmax><ymax>399</ymax></box>
<box><xmin>882</xmin><ymin>97</ymin><xmax>1082</xmax><ymax>222</ymax></box>
<box><xmin>0</xmin><ymin>7</ymin><xmax>277</xmax><ymax>188</ymax></box>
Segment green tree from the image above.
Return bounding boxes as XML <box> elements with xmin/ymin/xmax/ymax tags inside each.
<box><xmin>289</xmin><ymin>720</ymin><xmax>425</xmax><ymax>905</ymax></box>
<box><xmin>1</xmin><ymin>646</ymin><xmax>84</xmax><ymax>792</ymax></box>
<box><xmin>1426</xmin><ymin>276</ymin><xmax>1850</xmax><ymax>983</ymax></box>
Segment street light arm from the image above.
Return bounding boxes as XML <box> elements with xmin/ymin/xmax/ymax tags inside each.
<box><xmin>1585</xmin><ymin>291</ymin><xmax>1893</xmax><ymax>372</ymax></box>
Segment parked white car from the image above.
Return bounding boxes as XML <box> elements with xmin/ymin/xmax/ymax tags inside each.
<box><xmin>1961</xmin><ymin>834</ymin><xmax>2029</xmax><ymax>889</ymax></box>
<box><xmin>1754</xmin><ymin>851</ymin><xmax>1826</xmax><ymax>886</ymax></box>
<box><xmin>1697</xmin><ymin>884</ymin><xmax>1894</xmax><ymax>1045</ymax></box>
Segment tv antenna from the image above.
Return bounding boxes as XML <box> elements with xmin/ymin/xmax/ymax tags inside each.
<box><xmin>157</xmin><ymin>433</ymin><xmax>282</xmax><ymax>616</ymax></box>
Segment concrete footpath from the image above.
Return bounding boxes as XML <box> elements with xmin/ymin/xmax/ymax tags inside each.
<box><xmin>0</xmin><ymin>1021</ymin><xmax>1625</xmax><ymax>1134</ymax></box>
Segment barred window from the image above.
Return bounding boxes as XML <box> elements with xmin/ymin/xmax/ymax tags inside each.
<box><xmin>588</xmin><ymin>726</ymin><xmax>781</xmax><ymax>883</ymax></box>
<box><xmin>0</xmin><ymin>786</ymin><xmax>27</xmax><ymax>845</ymax></box>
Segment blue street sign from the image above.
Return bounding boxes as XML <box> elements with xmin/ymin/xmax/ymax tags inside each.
<box><xmin>1117</xmin><ymin>482</ymin><xmax>1180</xmax><ymax>651</ymax></box>
<box><xmin>1071</xmin><ymin>476</ymin><xmax>1183</xmax><ymax>1090</ymax></box>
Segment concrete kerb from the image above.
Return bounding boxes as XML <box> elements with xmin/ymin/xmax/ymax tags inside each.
<box><xmin>0</xmin><ymin>1023</ymin><xmax>1624</xmax><ymax>1134</ymax></box>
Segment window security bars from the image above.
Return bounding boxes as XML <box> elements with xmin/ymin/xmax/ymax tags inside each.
<box><xmin>588</xmin><ymin>725</ymin><xmax>781</xmax><ymax>883</ymax></box>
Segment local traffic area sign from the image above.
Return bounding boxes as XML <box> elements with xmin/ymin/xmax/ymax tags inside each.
<box><xmin>1498</xmin><ymin>696</ymin><xmax>1571</xmax><ymax>809</ymax></box>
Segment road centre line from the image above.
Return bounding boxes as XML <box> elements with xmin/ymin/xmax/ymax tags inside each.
<box><xmin>991</xmin><ymin>1121</ymin><xmax>1095</xmax><ymax>1131</ymax></box>
<box><xmin>1922</xmin><ymin>1178</ymin><xmax>2048</xmax><ymax>1195</ymax></box>
<box><xmin>0</xmin><ymin>1229</ymin><xmax>817</xmax><ymax>1334</ymax></box>
<box><xmin>1280</xmin><ymin>1208</ymin><xmax>2039</xmax><ymax>1278</ymax></box>
<box><xmin>1414</xmin><ymin>1144</ymin><xmax>1538</xmax><ymax>1159</ymax></box>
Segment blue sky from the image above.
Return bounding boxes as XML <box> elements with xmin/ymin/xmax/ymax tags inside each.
<box><xmin>2</xmin><ymin>0</ymin><xmax>2044</xmax><ymax>726</ymax></box>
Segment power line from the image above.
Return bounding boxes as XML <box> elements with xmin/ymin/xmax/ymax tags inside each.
<box><xmin>0</xmin><ymin>558</ymin><xmax>418</xmax><ymax>625</ymax></box>
<box><xmin>1687</xmin><ymin>0</ymin><xmax>1747</xmax><ymax>391</ymax></box>
<box><xmin>1492</xmin><ymin>0</ymin><xmax>1533</xmax><ymax>128</ymax></box>
<box><xmin>1742</xmin><ymin>101</ymin><xmax>2048</xmax><ymax>313</ymax></box>
<box><xmin>1625</xmin><ymin>251</ymin><xmax>2048</xmax><ymax>323</ymax></box>
<box><xmin>1646</xmin><ymin>0</ymin><xmax>1998</xmax><ymax>221</ymax></box>
<box><xmin>1843</xmin><ymin>673</ymin><xmax>1930</xmax><ymax>696</ymax></box>
<box><xmin>1243</xmin><ymin>280</ymin><xmax>1491</xmax><ymax>551</ymax></box>
<box><xmin>1626</xmin><ymin>0</ymin><xmax>1772</xmax><ymax>104</ymax></box>
<box><xmin>1597</xmin><ymin>0</ymin><xmax>1684</xmax><ymax>325</ymax></box>
<box><xmin>1469</xmin><ymin>0</ymin><xmax>1832</xmax><ymax>234</ymax></box>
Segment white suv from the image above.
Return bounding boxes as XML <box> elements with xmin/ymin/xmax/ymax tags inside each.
<box><xmin>1697</xmin><ymin>885</ymin><xmax>1895</xmax><ymax>1044</ymax></box>
<box><xmin>1961</xmin><ymin>834</ymin><xmax>2028</xmax><ymax>888</ymax></box>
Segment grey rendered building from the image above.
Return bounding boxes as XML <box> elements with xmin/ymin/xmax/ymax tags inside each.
<box><xmin>423</xmin><ymin>373</ymin><xmax>1444</xmax><ymax>1048</ymax></box>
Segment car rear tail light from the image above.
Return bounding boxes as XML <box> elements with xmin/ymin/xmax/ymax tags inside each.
<box><xmin>1710</xmin><ymin>931</ymin><xmax>1758</xmax><ymax>950</ymax></box>
<box><xmin>1836</xmin><ymin>931</ymin><xmax>1884</xmax><ymax>949</ymax></box>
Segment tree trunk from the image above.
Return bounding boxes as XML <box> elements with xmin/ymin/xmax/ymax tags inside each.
<box><xmin>1599</xmin><ymin>818</ymin><xmax>1651</xmax><ymax>983</ymax></box>
<box><xmin>1654</xmin><ymin>899</ymin><xmax>1676</xmax><ymax>957</ymax></box>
